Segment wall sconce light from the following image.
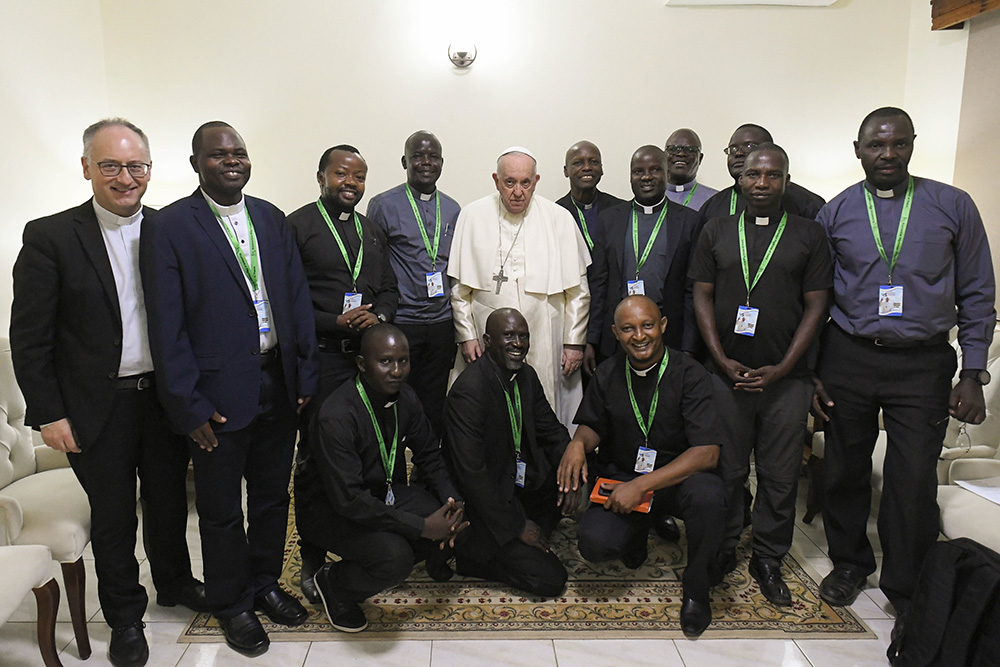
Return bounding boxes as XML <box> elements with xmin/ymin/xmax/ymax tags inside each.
<box><xmin>448</xmin><ymin>43</ymin><xmax>477</xmax><ymax>68</ymax></box>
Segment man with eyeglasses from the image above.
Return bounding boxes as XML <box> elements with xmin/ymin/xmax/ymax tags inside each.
<box><xmin>367</xmin><ymin>131</ymin><xmax>460</xmax><ymax>439</ymax></box>
<box><xmin>813</xmin><ymin>108</ymin><xmax>994</xmax><ymax>632</ymax></box>
<box><xmin>141</xmin><ymin>121</ymin><xmax>318</xmax><ymax>657</ymax></box>
<box><xmin>690</xmin><ymin>144</ymin><xmax>831</xmax><ymax>607</ymax></box>
<box><xmin>287</xmin><ymin>144</ymin><xmax>398</xmax><ymax>603</ymax></box>
<box><xmin>448</xmin><ymin>148</ymin><xmax>591</xmax><ymax>429</ymax></box>
<box><xmin>698</xmin><ymin>124</ymin><xmax>825</xmax><ymax>227</ymax></box>
<box><xmin>663</xmin><ymin>129</ymin><xmax>718</xmax><ymax>212</ymax></box>
<box><xmin>11</xmin><ymin>118</ymin><xmax>206</xmax><ymax>667</ymax></box>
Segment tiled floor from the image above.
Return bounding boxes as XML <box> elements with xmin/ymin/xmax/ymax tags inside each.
<box><xmin>0</xmin><ymin>480</ymin><xmax>898</xmax><ymax>666</ymax></box>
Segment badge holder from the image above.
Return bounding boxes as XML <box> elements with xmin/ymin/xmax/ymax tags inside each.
<box><xmin>343</xmin><ymin>292</ymin><xmax>362</xmax><ymax>312</ymax></box>
<box><xmin>735</xmin><ymin>305</ymin><xmax>759</xmax><ymax>337</ymax></box>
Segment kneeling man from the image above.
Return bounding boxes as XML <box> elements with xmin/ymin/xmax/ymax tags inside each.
<box><xmin>444</xmin><ymin>308</ymin><xmax>570</xmax><ymax>597</ymax></box>
<box><xmin>558</xmin><ymin>295</ymin><xmax>726</xmax><ymax>637</ymax></box>
<box><xmin>297</xmin><ymin>325</ymin><xmax>467</xmax><ymax>632</ymax></box>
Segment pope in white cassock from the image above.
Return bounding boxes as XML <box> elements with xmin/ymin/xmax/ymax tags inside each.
<box><xmin>448</xmin><ymin>147</ymin><xmax>591</xmax><ymax>428</ymax></box>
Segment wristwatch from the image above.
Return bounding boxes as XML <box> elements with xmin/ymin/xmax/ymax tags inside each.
<box><xmin>377</xmin><ymin>313</ymin><xmax>387</xmax><ymax>323</ymax></box>
<box><xmin>960</xmin><ymin>369</ymin><xmax>992</xmax><ymax>386</ymax></box>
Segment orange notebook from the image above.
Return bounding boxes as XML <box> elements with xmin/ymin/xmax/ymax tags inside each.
<box><xmin>589</xmin><ymin>477</ymin><xmax>654</xmax><ymax>513</ymax></box>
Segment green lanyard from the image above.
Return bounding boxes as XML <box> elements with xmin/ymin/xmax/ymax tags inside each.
<box><xmin>626</xmin><ymin>351</ymin><xmax>670</xmax><ymax>446</ymax></box>
<box><xmin>864</xmin><ymin>177</ymin><xmax>914</xmax><ymax>285</ymax></box>
<box><xmin>210</xmin><ymin>202</ymin><xmax>259</xmax><ymax>292</ymax></box>
<box><xmin>631</xmin><ymin>201</ymin><xmax>669</xmax><ymax>279</ymax></box>
<box><xmin>729</xmin><ymin>189</ymin><xmax>739</xmax><ymax>216</ymax></box>
<box><xmin>738</xmin><ymin>211</ymin><xmax>788</xmax><ymax>306</ymax></box>
<box><xmin>501</xmin><ymin>378</ymin><xmax>523</xmax><ymax>458</ymax></box>
<box><xmin>573</xmin><ymin>204</ymin><xmax>595</xmax><ymax>251</ymax></box>
<box><xmin>316</xmin><ymin>199</ymin><xmax>364</xmax><ymax>290</ymax></box>
<box><xmin>404</xmin><ymin>185</ymin><xmax>442</xmax><ymax>271</ymax></box>
<box><xmin>682</xmin><ymin>183</ymin><xmax>699</xmax><ymax>208</ymax></box>
<box><xmin>356</xmin><ymin>377</ymin><xmax>398</xmax><ymax>486</ymax></box>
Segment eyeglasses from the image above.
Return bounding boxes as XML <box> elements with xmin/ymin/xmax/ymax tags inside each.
<box><xmin>665</xmin><ymin>145</ymin><xmax>700</xmax><ymax>157</ymax></box>
<box><xmin>96</xmin><ymin>161</ymin><xmax>150</xmax><ymax>178</ymax></box>
<box><xmin>723</xmin><ymin>142</ymin><xmax>759</xmax><ymax>156</ymax></box>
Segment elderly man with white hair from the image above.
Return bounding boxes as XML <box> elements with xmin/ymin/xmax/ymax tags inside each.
<box><xmin>448</xmin><ymin>147</ymin><xmax>591</xmax><ymax>427</ymax></box>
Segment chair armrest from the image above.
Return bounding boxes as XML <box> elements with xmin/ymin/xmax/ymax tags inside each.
<box><xmin>0</xmin><ymin>495</ymin><xmax>24</xmax><ymax>546</ymax></box>
<box><xmin>948</xmin><ymin>458</ymin><xmax>1000</xmax><ymax>485</ymax></box>
<box><xmin>939</xmin><ymin>445</ymin><xmax>998</xmax><ymax>461</ymax></box>
<box><xmin>33</xmin><ymin>445</ymin><xmax>70</xmax><ymax>472</ymax></box>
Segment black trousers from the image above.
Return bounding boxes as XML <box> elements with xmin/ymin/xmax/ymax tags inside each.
<box><xmin>396</xmin><ymin>320</ymin><xmax>455</xmax><ymax>438</ymax></box>
<box><xmin>453</xmin><ymin>482</ymin><xmax>568</xmax><ymax>598</ymax></box>
<box><xmin>818</xmin><ymin>324</ymin><xmax>955</xmax><ymax>612</ymax></box>
<box><xmin>191</xmin><ymin>358</ymin><xmax>297</xmax><ymax>618</ymax></box>
<box><xmin>577</xmin><ymin>471</ymin><xmax>725</xmax><ymax>603</ymax></box>
<box><xmin>67</xmin><ymin>386</ymin><xmax>192</xmax><ymax>628</ymax></box>
<box><xmin>296</xmin><ymin>482</ymin><xmax>443</xmax><ymax>603</ymax></box>
<box><xmin>719</xmin><ymin>376</ymin><xmax>813</xmax><ymax>560</ymax></box>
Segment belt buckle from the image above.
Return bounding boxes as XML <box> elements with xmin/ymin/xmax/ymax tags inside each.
<box><xmin>340</xmin><ymin>339</ymin><xmax>351</xmax><ymax>354</ymax></box>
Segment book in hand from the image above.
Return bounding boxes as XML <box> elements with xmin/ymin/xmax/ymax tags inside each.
<box><xmin>589</xmin><ymin>477</ymin><xmax>654</xmax><ymax>513</ymax></box>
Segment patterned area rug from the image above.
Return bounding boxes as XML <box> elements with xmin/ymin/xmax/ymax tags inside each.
<box><xmin>179</xmin><ymin>506</ymin><xmax>874</xmax><ymax>641</ymax></box>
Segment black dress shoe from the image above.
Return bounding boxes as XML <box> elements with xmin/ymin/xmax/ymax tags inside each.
<box><xmin>819</xmin><ymin>566</ymin><xmax>868</xmax><ymax>606</ymax></box>
<box><xmin>748</xmin><ymin>556</ymin><xmax>792</xmax><ymax>606</ymax></box>
<box><xmin>218</xmin><ymin>611</ymin><xmax>269</xmax><ymax>657</ymax></box>
<box><xmin>157</xmin><ymin>578</ymin><xmax>210</xmax><ymax>612</ymax></box>
<box><xmin>425</xmin><ymin>550</ymin><xmax>455</xmax><ymax>582</ymax></box>
<box><xmin>680</xmin><ymin>596</ymin><xmax>712</xmax><ymax>637</ymax></box>
<box><xmin>621</xmin><ymin>540</ymin><xmax>649</xmax><ymax>569</ymax></box>
<box><xmin>653</xmin><ymin>515</ymin><xmax>681</xmax><ymax>542</ymax></box>
<box><xmin>108</xmin><ymin>621</ymin><xmax>148</xmax><ymax>667</ymax></box>
<box><xmin>709</xmin><ymin>548</ymin><xmax>738</xmax><ymax>587</ymax></box>
<box><xmin>299</xmin><ymin>550</ymin><xmax>325</xmax><ymax>604</ymax></box>
<box><xmin>315</xmin><ymin>563</ymin><xmax>368</xmax><ymax>632</ymax></box>
<box><xmin>254</xmin><ymin>587</ymin><xmax>308</xmax><ymax>626</ymax></box>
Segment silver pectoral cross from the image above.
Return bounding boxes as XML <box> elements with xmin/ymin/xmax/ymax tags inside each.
<box><xmin>492</xmin><ymin>268</ymin><xmax>508</xmax><ymax>294</ymax></box>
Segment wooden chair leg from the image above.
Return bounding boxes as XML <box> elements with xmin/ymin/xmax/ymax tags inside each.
<box><xmin>32</xmin><ymin>577</ymin><xmax>64</xmax><ymax>667</ymax></box>
<box><xmin>61</xmin><ymin>558</ymin><xmax>91</xmax><ymax>659</ymax></box>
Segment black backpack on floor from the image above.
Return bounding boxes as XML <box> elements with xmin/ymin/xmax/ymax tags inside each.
<box><xmin>887</xmin><ymin>537</ymin><xmax>1000</xmax><ymax>666</ymax></box>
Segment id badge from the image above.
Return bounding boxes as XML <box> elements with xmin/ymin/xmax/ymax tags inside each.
<box><xmin>254</xmin><ymin>299</ymin><xmax>271</xmax><ymax>333</ymax></box>
<box><xmin>634</xmin><ymin>446</ymin><xmax>656</xmax><ymax>474</ymax></box>
<box><xmin>734</xmin><ymin>305</ymin><xmax>759</xmax><ymax>337</ymax></box>
<box><xmin>515</xmin><ymin>459</ymin><xmax>527</xmax><ymax>488</ymax></box>
<box><xmin>385</xmin><ymin>485</ymin><xmax>395</xmax><ymax>506</ymax></box>
<box><xmin>343</xmin><ymin>292</ymin><xmax>362</xmax><ymax>313</ymax></box>
<box><xmin>426</xmin><ymin>271</ymin><xmax>445</xmax><ymax>297</ymax></box>
<box><xmin>879</xmin><ymin>285</ymin><xmax>903</xmax><ymax>317</ymax></box>
<box><xmin>627</xmin><ymin>279</ymin><xmax>645</xmax><ymax>296</ymax></box>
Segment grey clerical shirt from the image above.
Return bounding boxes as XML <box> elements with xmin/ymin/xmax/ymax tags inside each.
<box><xmin>818</xmin><ymin>176</ymin><xmax>995</xmax><ymax>369</ymax></box>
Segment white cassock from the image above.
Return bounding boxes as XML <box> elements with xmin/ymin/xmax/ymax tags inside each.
<box><xmin>448</xmin><ymin>193</ymin><xmax>591</xmax><ymax>429</ymax></box>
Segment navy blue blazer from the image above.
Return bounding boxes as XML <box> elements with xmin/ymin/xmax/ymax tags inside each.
<box><xmin>140</xmin><ymin>190</ymin><xmax>319</xmax><ymax>435</ymax></box>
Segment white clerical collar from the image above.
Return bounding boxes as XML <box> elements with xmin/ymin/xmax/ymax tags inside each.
<box><xmin>866</xmin><ymin>179</ymin><xmax>908</xmax><ymax>199</ymax></box>
<box><xmin>419</xmin><ymin>191</ymin><xmax>434</xmax><ymax>202</ymax></box>
<box><xmin>756</xmin><ymin>217</ymin><xmax>770</xmax><ymax>226</ymax></box>
<box><xmin>572</xmin><ymin>194</ymin><xmax>595</xmax><ymax>210</ymax></box>
<box><xmin>93</xmin><ymin>199</ymin><xmax>142</xmax><ymax>228</ymax></box>
<box><xmin>201</xmin><ymin>189</ymin><xmax>245</xmax><ymax>216</ymax></box>
<box><xmin>339</xmin><ymin>211</ymin><xmax>351</xmax><ymax>221</ymax></box>
<box><xmin>384</xmin><ymin>399</ymin><xmax>398</xmax><ymax>408</ymax></box>
<box><xmin>637</xmin><ymin>196</ymin><xmax>666</xmax><ymax>215</ymax></box>
<box><xmin>671</xmin><ymin>181</ymin><xmax>694</xmax><ymax>193</ymax></box>
<box><xmin>628</xmin><ymin>360</ymin><xmax>654</xmax><ymax>377</ymax></box>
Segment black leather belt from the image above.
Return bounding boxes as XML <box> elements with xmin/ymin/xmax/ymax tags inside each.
<box><xmin>115</xmin><ymin>372</ymin><xmax>155</xmax><ymax>390</ymax></box>
<box><xmin>835</xmin><ymin>322</ymin><xmax>949</xmax><ymax>349</ymax></box>
<box><xmin>317</xmin><ymin>335</ymin><xmax>358</xmax><ymax>355</ymax></box>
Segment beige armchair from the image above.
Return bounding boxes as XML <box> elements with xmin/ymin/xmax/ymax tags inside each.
<box><xmin>0</xmin><ymin>338</ymin><xmax>92</xmax><ymax>659</ymax></box>
<box><xmin>0</xmin><ymin>544</ymin><xmax>62</xmax><ymax>666</ymax></box>
<box><xmin>937</xmin><ymin>448</ymin><xmax>1000</xmax><ymax>554</ymax></box>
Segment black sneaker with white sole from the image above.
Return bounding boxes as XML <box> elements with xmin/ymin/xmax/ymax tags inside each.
<box><xmin>314</xmin><ymin>563</ymin><xmax>368</xmax><ymax>632</ymax></box>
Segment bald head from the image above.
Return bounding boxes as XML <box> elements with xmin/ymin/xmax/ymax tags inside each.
<box><xmin>612</xmin><ymin>296</ymin><xmax>667</xmax><ymax>369</ymax></box>
<box><xmin>563</xmin><ymin>140</ymin><xmax>604</xmax><ymax>199</ymax></box>
<box><xmin>359</xmin><ymin>323</ymin><xmax>406</xmax><ymax>358</ymax></box>
<box><xmin>664</xmin><ymin>128</ymin><xmax>703</xmax><ymax>185</ymax></box>
<box><xmin>403</xmin><ymin>130</ymin><xmax>443</xmax><ymax>194</ymax></box>
<box><xmin>484</xmin><ymin>308</ymin><xmax>530</xmax><ymax>372</ymax></box>
<box><xmin>630</xmin><ymin>146</ymin><xmax>667</xmax><ymax>205</ymax></box>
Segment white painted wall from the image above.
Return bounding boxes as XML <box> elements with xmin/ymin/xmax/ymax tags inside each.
<box><xmin>0</xmin><ymin>0</ymin><xmax>977</xmax><ymax>332</ymax></box>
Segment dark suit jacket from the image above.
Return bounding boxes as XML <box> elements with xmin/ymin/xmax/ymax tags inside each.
<box><xmin>139</xmin><ymin>190</ymin><xmax>319</xmax><ymax>435</ymax></box>
<box><xmin>555</xmin><ymin>189</ymin><xmax>626</xmax><ymax>235</ymax></box>
<box><xmin>443</xmin><ymin>355</ymin><xmax>569</xmax><ymax>557</ymax></box>
<box><xmin>589</xmin><ymin>199</ymin><xmax>701</xmax><ymax>357</ymax></box>
<box><xmin>11</xmin><ymin>199</ymin><xmax>147</xmax><ymax>448</ymax></box>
